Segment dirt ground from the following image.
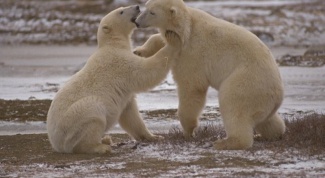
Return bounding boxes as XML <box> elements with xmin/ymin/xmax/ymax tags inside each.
<box><xmin>0</xmin><ymin>100</ymin><xmax>325</xmax><ymax>177</ymax></box>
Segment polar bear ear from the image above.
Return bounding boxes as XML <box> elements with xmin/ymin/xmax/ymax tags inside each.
<box><xmin>102</xmin><ymin>25</ymin><xmax>112</xmax><ymax>34</ymax></box>
<box><xmin>170</xmin><ymin>6</ymin><xmax>177</xmax><ymax>16</ymax></box>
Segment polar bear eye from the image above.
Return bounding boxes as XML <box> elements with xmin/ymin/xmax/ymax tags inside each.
<box><xmin>120</xmin><ymin>11</ymin><xmax>124</xmax><ymax>15</ymax></box>
<box><xmin>150</xmin><ymin>11</ymin><xmax>155</xmax><ymax>15</ymax></box>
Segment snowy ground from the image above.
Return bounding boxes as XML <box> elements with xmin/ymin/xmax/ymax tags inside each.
<box><xmin>1</xmin><ymin>0</ymin><xmax>325</xmax><ymax>177</ymax></box>
<box><xmin>0</xmin><ymin>0</ymin><xmax>324</xmax><ymax>46</ymax></box>
<box><xmin>1</xmin><ymin>46</ymin><xmax>324</xmax><ymax>111</ymax></box>
<box><xmin>1</xmin><ymin>45</ymin><xmax>325</xmax><ymax>135</ymax></box>
<box><xmin>1</xmin><ymin>45</ymin><xmax>325</xmax><ymax>177</ymax></box>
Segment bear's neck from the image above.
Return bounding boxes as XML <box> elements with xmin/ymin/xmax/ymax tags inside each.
<box><xmin>160</xmin><ymin>9</ymin><xmax>191</xmax><ymax>45</ymax></box>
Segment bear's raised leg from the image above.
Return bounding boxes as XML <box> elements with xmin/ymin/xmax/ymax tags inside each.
<box><xmin>255</xmin><ymin>113</ymin><xmax>285</xmax><ymax>140</ymax></box>
<box><xmin>119</xmin><ymin>97</ymin><xmax>163</xmax><ymax>141</ymax></box>
<box><xmin>178</xmin><ymin>88</ymin><xmax>207</xmax><ymax>138</ymax></box>
<box><xmin>133</xmin><ymin>34</ymin><xmax>165</xmax><ymax>57</ymax></box>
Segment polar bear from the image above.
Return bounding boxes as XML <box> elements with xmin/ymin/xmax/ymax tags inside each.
<box><xmin>46</xmin><ymin>5</ymin><xmax>181</xmax><ymax>154</ymax></box>
<box><xmin>135</xmin><ymin>0</ymin><xmax>285</xmax><ymax>150</ymax></box>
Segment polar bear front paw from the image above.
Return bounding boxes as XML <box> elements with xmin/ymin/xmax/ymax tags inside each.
<box><xmin>102</xmin><ymin>135</ymin><xmax>113</xmax><ymax>145</ymax></box>
<box><xmin>152</xmin><ymin>134</ymin><xmax>164</xmax><ymax>140</ymax></box>
<box><xmin>92</xmin><ymin>144</ymin><xmax>112</xmax><ymax>154</ymax></box>
<box><xmin>133</xmin><ymin>48</ymin><xmax>143</xmax><ymax>57</ymax></box>
<box><xmin>147</xmin><ymin>134</ymin><xmax>164</xmax><ymax>141</ymax></box>
<box><xmin>140</xmin><ymin>134</ymin><xmax>164</xmax><ymax>142</ymax></box>
<box><xmin>183</xmin><ymin>131</ymin><xmax>195</xmax><ymax>139</ymax></box>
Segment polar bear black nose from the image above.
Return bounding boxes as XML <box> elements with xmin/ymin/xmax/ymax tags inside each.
<box><xmin>136</xmin><ymin>5</ymin><xmax>140</xmax><ymax>11</ymax></box>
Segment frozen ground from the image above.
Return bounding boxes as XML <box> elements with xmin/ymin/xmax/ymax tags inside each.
<box><xmin>0</xmin><ymin>45</ymin><xmax>324</xmax><ymax>135</ymax></box>
<box><xmin>1</xmin><ymin>132</ymin><xmax>323</xmax><ymax>177</ymax></box>
<box><xmin>1</xmin><ymin>0</ymin><xmax>325</xmax><ymax>177</ymax></box>
<box><xmin>0</xmin><ymin>0</ymin><xmax>324</xmax><ymax>46</ymax></box>
<box><xmin>1</xmin><ymin>46</ymin><xmax>324</xmax><ymax>177</ymax></box>
<box><xmin>1</xmin><ymin>46</ymin><xmax>324</xmax><ymax>110</ymax></box>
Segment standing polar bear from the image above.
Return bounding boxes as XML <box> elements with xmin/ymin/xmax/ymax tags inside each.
<box><xmin>46</xmin><ymin>5</ymin><xmax>181</xmax><ymax>154</ymax></box>
<box><xmin>135</xmin><ymin>0</ymin><xmax>285</xmax><ymax>150</ymax></box>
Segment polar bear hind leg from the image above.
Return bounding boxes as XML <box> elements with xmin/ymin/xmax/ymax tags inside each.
<box><xmin>214</xmin><ymin>72</ymin><xmax>261</xmax><ymax>150</ymax></box>
<box><xmin>255</xmin><ymin>113</ymin><xmax>285</xmax><ymax>140</ymax></box>
<box><xmin>71</xmin><ymin>117</ymin><xmax>111</xmax><ymax>154</ymax></box>
<box><xmin>214</xmin><ymin>112</ymin><xmax>254</xmax><ymax>150</ymax></box>
<box><xmin>62</xmin><ymin>97</ymin><xmax>113</xmax><ymax>154</ymax></box>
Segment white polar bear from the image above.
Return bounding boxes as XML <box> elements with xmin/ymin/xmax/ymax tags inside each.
<box><xmin>46</xmin><ymin>5</ymin><xmax>181</xmax><ymax>154</ymax></box>
<box><xmin>135</xmin><ymin>0</ymin><xmax>285</xmax><ymax>150</ymax></box>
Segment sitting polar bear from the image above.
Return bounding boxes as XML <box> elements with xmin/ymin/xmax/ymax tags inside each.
<box><xmin>46</xmin><ymin>5</ymin><xmax>180</xmax><ymax>154</ymax></box>
<box><xmin>135</xmin><ymin>0</ymin><xmax>285</xmax><ymax>150</ymax></box>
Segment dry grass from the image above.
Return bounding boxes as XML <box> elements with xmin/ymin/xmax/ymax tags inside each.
<box><xmin>282</xmin><ymin>113</ymin><xmax>325</xmax><ymax>154</ymax></box>
<box><xmin>155</xmin><ymin>113</ymin><xmax>325</xmax><ymax>156</ymax></box>
<box><xmin>163</xmin><ymin>123</ymin><xmax>225</xmax><ymax>147</ymax></box>
<box><xmin>284</xmin><ymin>113</ymin><xmax>325</xmax><ymax>147</ymax></box>
<box><xmin>1</xmin><ymin>99</ymin><xmax>324</xmax><ymax>156</ymax></box>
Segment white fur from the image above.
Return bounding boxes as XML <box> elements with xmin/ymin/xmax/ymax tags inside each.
<box><xmin>47</xmin><ymin>5</ymin><xmax>180</xmax><ymax>154</ymax></box>
<box><xmin>135</xmin><ymin>0</ymin><xmax>285</xmax><ymax>150</ymax></box>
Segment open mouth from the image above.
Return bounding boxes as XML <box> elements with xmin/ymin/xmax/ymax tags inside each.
<box><xmin>131</xmin><ymin>17</ymin><xmax>137</xmax><ymax>23</ymax></box>
<box><xmin>131</xmin><ymin>16</ymin><xmax>139</xmax><ymax>28</ymax></box>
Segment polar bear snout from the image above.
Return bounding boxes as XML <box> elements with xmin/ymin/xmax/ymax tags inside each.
<box><xmin>135</xmin><ymin>10</ymin><xmax>148</xmax><ymax>28</ymax></box>
<box><xmin>129</xmin><ymin>5</ymin><xmax>140</xmax><ymax>14</ymax></box>
<box><xmin>129</xmin><ymin>5</ymin><xmax>141</xmax><ymax>25</ymax></box>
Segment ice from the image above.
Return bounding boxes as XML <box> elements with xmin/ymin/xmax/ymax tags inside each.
<box><xmin>1</xmin><ymin>45</ymin><xmax>324</xmax><ymax>137</ymax></box>
<box><xmin>1</xmin><ymin>67</ymin><xmax>324</xmax><ymax>111</ymax></box>
<box><xmin>0</xmin><ymin>121</ymin><xmax>46</xmax><ymax>135</ymax></box>
<box><xmin>1</xmin><ymin>46</ymin><xmax>324</xmax><ymax>112</ymax></box>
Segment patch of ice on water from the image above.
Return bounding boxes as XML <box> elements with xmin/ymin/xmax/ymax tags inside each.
<box><xmin>0</xmin><ymin>77</ymin><xmax>67</xmax><ymax>100</ymax></box>
<box><xmin>279</xmin><ymin>158</ymin><xmax>325</xmax><ymax>170</ymax></box>
<box><xmin>0</xmin><ymin>121</ymin><xmax>46</xmax><ymax>135</ymax></box>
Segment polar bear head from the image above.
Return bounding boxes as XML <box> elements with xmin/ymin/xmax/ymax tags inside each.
<box><xmin>135</xmin><ymin>0</ymin><xmax>190</xmax><ymax>44</ymax></box>
<box><xmin>97</xmin><ymin>5</ymin><xmax>140</xmax><ymax>46</ymax></box>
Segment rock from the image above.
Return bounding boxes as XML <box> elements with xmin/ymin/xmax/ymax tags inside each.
<box><xmin>276</xmin><ymin>45</ymin><xmax>325</xmax><ymax>67</ymax></box>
